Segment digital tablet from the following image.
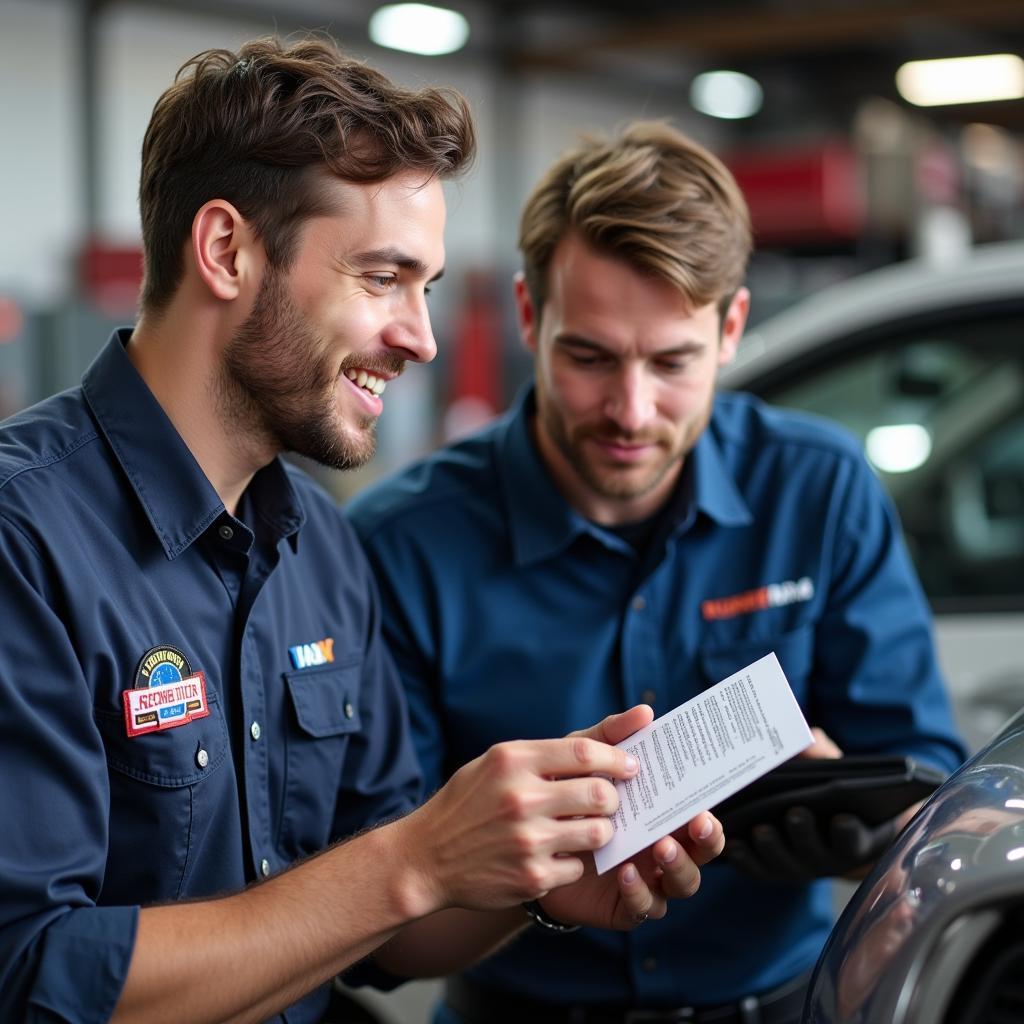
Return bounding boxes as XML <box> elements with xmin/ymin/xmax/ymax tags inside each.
<box><xmin>711</xmin><ymin>754</ymin><xmax>948</xmax><ymax>836</ymax></box>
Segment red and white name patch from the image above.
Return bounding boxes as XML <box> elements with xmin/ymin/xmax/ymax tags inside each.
<box><xmin>122</xmin><ymin>672</ymin><xmax>210</xmax><ymax>737</ymax></box>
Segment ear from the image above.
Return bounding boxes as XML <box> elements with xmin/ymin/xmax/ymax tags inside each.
<box><xmin>513</xmin><ymin>272</ymin><xmax>540</xmax><ymax>355</ymax></box>
<box><xmin>190</xmin><ymin>199</ymin><xmax>259</xmax><ymax>302</ymax></box>
<box><xmin>717</xmin><ymin>286</ymin><xmax>750</xmax><ymax>368</ymax></box>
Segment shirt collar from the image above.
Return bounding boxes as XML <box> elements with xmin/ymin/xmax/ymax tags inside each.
<box><xmin>497</xmin><ymin>387</ymin><xmax>593</xmax><ymax>566</ymax></box>
<box><xmin>497</xmin><ymin>384</ymin><xmax>751</xmax><ymax>565</ymax></box>
<box><xmin>82</xmin><ymin>329</ymin><xmax>304</xmax><ymax>560</ymax></box>
<box><xmin>689</xmin><ymin>409</ymin><xmax>753</xmax><ymax>529</ymax></box>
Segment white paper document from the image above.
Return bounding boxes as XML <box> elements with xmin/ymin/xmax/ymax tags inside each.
<box><xmin>594</xmin><ymin>652</ymin><xmax>813</xmax><ymax>874</ymax></box>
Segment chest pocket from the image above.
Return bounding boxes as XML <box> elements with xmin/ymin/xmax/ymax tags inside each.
<box><xmin>280</xmin><ymin>660</ymin><xmax>362</xmax><ymax>855</ymax></box>
<box><xmin>699</xmin><ymin>624</ymin><xmax>815</xmax><ymax>707</ymax></box>
<box><xmin>94</xmin><ymin>691</ymin><xmax>230</xmax><ymax>902</ymax></box>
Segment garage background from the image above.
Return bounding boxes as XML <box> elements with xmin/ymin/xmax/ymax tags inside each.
<box><xmin>2</xmin><ymin>4</ymin><xmax>1022</xmax><ymax>1020</ymax></box>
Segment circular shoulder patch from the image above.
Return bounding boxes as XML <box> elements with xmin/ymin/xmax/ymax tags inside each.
<box><xmin>134</xmin><ymin>645</ymin><xmax>193</xmax><ymax>688</ymax></box>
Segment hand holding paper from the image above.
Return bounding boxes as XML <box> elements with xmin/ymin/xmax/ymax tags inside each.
<box><xmin>533</xmin><ymin>705</ymin><xmax>725</xmax><ymax>931</ymax></box>
<box><xmin>594</xmin><ymin>653</ymin><xmax>813</xmax><ymax>875</ymax></box>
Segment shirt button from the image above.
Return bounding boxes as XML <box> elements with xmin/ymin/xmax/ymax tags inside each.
<box><xmin>344</xmin><ymin>701</ymin><xmax>355</xmax><ymax>719</ymax></box>
<box><xmin>260</xmin><ymin>858</ymin><xmax>270</xmax><ymax>877</ymax></box>
<box><xmin>196</xmin><ymin>748</ymin><xmax>209</xmax><ymax>769</ymax></box>
<box><xmin>642</xmin><ymin>957</ymin><xmax>658</xmax><ymax>972</ymax></box>
<box><xmin>640</xmin><ymin>689</ymin><xmax>657</xmax><ymax>705</ymax></box>
<box><xmin>250</xmin><ymin>721</ymin><xmax>261</xmax><ymax>741</ymax></box>
<box><xmin>632</xmin><ymin>595</ymin><xmax>647</xmax><ymax>612</ymax></box>
<box><xmin>218</xmin><ymin>524</ymin><xmax>234</xmax><ymax>541</ymax></box>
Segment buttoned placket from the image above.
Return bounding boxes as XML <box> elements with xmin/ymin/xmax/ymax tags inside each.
<box><xmin>620</xmin><ymin>580</ymin><xmax>666</xmax><ymax>714</ymax></box>
<box><xmin>617</xmin><ymin>524</ymin><xmax>697</xmax><ymax>1003</ymax></box>
<box><xmin>209</xmin><ymin>512</ymin><xmax>276</xmax><ymax>883</ymax></box>
<box><xmin>236</xmin><ymin>542</ymin><xmax>276</xmax><ymax>884</ymax></box>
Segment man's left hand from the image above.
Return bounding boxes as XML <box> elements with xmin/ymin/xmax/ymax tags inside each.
<box><xmin>534</xmin><ymin>705</ymin><xmax>725</xmax><ymax>930</ymax></box>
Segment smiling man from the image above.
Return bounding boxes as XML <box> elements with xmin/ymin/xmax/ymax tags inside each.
<box><xmin>348</xmin><ymin>121</ymin><xmax>965</xmax><ymax>1024</ymax></box>
<box><xmin>0</xmin><ymin>47</ymin><xmax>724</xmax><ymax>1024</ymax></box>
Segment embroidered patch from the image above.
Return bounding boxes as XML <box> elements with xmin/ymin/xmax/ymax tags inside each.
<box><xmin>134</xmin><ymin>645</ymin><xmax>192</xmax><ymax>689</ymax></box>
<box><xmin>288</xmin><ymin>637</ymin><xmax>335</xmax><ymax>669</ymax></box>
<box><xmin>702</xmin><ymin>577</ymin><xmax>815</xmax><ymax>621</ymax></box>
<box><xmin>123</xmin><ymin>672</ymin><xmax>211</xmax><ymax>737</ymax></box>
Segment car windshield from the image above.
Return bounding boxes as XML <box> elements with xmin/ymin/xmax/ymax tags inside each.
<box><xmin>740</xmin><ymin>305</ymin><xmax>1024</xmax><ymax>610</ymax></box>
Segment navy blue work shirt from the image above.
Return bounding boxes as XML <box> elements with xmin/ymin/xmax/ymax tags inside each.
<box><xmin>348</xmin><ymin>386</ymin><xmax>966</xmax><ymax>1014</ymax></box>
<box><xmin>0</xmin><ymin>331</ymin><xmax>422</xmax><ymax>1023</ymax></box>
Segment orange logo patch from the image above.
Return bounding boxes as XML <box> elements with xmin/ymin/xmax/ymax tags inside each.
<box><xmin>702</xmin><ymin>577</ymin><xmax>814</xmax><ymax>621</ymax></box>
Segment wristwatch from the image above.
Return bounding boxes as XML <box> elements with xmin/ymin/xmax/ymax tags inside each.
<box><xmin>522</xmin><ymin>899</ymin><xmax>581</xmax><ymax>933</ymax></box>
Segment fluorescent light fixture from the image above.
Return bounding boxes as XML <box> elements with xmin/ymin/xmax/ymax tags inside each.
<box><xmin>690</xmin><ymin>70</ymin><xmax>763</xmax><ymax>120</ymax></box>
<box><xmin>896</xmin><ymin>54</ymin><xmax>1024</xmax><ymax>107</ymax></box>
<box><xmin>865</xmin><ymin>424</ymin><xmax>932</xmax><ymax>474</ymax></box>
<box><xmin>369</xmin><ymin>3</ymin><xmax>469</xmax><ymax>56</ymax></box>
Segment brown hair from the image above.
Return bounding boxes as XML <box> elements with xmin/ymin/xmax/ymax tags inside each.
<box><xmin>139</xmin><ymin>36</ymin><xmax>475</xmax><ymax>314</ymax></box>
<box><xmin>519</xmin><ymin>120</ymin><xmax>751</xmax><ymax>317</ymax></box>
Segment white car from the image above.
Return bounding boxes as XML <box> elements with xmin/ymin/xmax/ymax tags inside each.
<box><xmin>722</xmin><ymin>241</ymin><xmax>1024</xmax><ymax>752</ymax></box>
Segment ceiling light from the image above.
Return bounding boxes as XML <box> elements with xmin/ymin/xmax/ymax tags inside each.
<box><xmin>865</xmin><ymin>424</ymin><xmax>932</xmax><ymax>474</ymax></box>
<box><xmin>369</xmin><ymin>4</ymin><xmax>469</xmax><ymax>56</ymax></box>
<box><xmin>896</xmin><ymin>54</ymin><xmax>1024</xmax><ymax>107</ymax></box>
<box><xmin>690</xmin><ymin>70</ymin><xmax>763</xmax><ymax>120</ymax></box>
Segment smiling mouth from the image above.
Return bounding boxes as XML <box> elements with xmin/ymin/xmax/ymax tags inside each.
<box><xmin>343</xmin><ymin>367</ymin><xmax>388</xmax><ymax>396</ymax></box>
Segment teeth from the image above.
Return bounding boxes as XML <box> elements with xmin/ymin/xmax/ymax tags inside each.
<box><xmin>344</xmin><ymin>367</ymin><xmax>386</xmax><ymax>397</ymax></box>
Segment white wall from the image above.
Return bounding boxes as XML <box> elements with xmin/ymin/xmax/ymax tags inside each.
<box><xmin>0</xmin><ymin>0</ymin><xmax>82</xmax><ymax>303</ymax></box>
<box><xmin>0</xmin><ymin>0</ymin><xmax>713</xmax><ymax>309</ymax></box>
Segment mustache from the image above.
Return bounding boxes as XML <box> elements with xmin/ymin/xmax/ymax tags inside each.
<box><xmin>338</xmin><ymin>353</ymin><xmax>406</xmax><ymax>378</ymax></box>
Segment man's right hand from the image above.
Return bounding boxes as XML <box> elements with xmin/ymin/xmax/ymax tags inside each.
<box><xmin>393</xmin><ymin>711</ymin><xmax>646</xmax><ymax>918</ymax></box>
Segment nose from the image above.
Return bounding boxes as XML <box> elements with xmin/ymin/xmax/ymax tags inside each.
<box><xmin>383</xmin><ymin>291</ymin><xmax>437</xmax><ymax>364</ymax></box>
<box><xmin>604</xmin><ymin>366</ymin><xmax>655</xmax><ymax>434</ymax></box>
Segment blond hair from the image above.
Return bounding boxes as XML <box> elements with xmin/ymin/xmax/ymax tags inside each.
<box><xmin>519</xmin><ymin>120</ymin><xmax>751</xmax><ymax>315</ymax></box>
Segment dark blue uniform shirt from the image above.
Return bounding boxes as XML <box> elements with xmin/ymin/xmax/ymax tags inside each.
<box><xmin>348</xmin><ymin>386</ymin><xmax>966</xmax><ymax>1015</ymax></box>
<box><xmin>0</xmin><ymin>331</ymin><xmax>422</xmax><ymax>1023</ymax></box>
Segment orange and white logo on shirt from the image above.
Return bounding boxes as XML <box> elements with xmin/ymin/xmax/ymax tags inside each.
<box><xmin>701</xmin><ymin>577</ymin><xmax>814</xmax><ymax>621</ymax></box>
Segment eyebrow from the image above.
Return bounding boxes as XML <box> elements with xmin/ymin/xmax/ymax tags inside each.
<box><xmin>555</xmin><ymin>334</ymin><xmax>706</xmax><ymax>357</ymax></box>
<box><xmin>350</xmin><ymin>247</ymin><xmax>445</xmax><ymax>283</ymax></box>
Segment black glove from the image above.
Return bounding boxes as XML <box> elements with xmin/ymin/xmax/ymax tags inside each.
<box><xmin>724</xmin><ymin>805</ymin><xmax>899</xmax><ymax>883</ymax></box>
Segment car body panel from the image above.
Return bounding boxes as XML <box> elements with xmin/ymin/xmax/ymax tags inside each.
<box><xmin>804</xmin><ymin>706</ymin><xmax>1024</xmax><ymax>1024</ymax></box>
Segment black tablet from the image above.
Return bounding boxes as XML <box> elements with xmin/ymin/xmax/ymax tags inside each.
<box><xmin>711</xmin><ymin>754</ymin><xmax>948</xmax><ymax>836</ymax></box>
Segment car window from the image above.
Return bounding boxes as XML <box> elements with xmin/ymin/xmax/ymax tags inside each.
<box><xmin>744</xmin><ymin>305</ymin><xmax>1024</xmax><ymax>612</ymax></box>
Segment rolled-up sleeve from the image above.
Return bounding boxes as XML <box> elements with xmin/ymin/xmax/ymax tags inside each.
<box><xmin>0</xmin><ymin>516</ymin><xmax>137</xmax><ymax>1022</ymax></box>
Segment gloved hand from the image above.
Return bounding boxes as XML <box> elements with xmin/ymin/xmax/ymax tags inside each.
<box><xmin>724</xmin><ymin>805</ymin><xmax>899</xmax><ymax>883</ymax></box>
